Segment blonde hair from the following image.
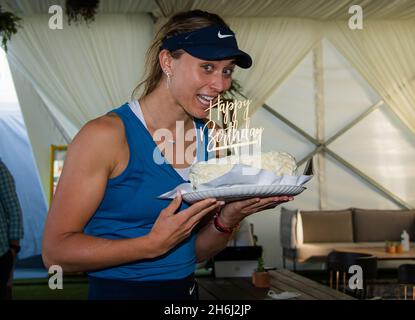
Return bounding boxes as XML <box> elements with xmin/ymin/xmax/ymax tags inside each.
<box><xmin>131</xmin><ymin>10</ymin><xmax>230</xmax><ymax>100</ymax></box>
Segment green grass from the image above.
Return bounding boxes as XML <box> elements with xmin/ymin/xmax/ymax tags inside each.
<box><xmin>12</xmin><ymin>275</ymin><xmax>88</xmax><ymax>300</ymax></box>
<box><xmin>11</xmin><ymin>268</ymin><xmax>213</xmax><ymax>300</ymax></box>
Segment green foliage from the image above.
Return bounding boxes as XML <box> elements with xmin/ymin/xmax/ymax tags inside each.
<box><xmin>222</xmin><ymin>79</ymin><xmax>247</xmax><ymax>101</ymax></box>
<box><xmin>66</xmin><ymin>0</ymin><xmax>100</xmax><ymax>25</ymax></box>
<box><xmin>252</xmin><ymin>234</ymin><xmax>258</xmax><ymax>246</ymax></box>
<box><xmin>0</xmin><ymin>5</ymin><xmax>22</xmax><ymax>52</ymax></box>
<box><xmin>385</xmin><ymin>240</ymin><xmax>398</xmax><ymax>247</ymax></box>
<box><xmin>256</xmin><ymin>256</ymin><xmax>265</xmax><ymax>272</ymax></box>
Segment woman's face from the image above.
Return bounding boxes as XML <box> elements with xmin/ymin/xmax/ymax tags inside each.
<box><xmin>168</xmin><ymin>52</ymin><xmax>235</xmax><ymax>119</ymax></box>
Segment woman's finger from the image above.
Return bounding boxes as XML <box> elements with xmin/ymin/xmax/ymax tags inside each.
<box><xmin>161</xmin><ymin>191</ymin><xmax>183</xmax><ymax>217</ymax></box>
<box><xmin>188</xmin><ymin>201</ymin><xmax>224</xmax><ymax>226</ymax></box>
<box><xmin>228</xmin><ymin>197</ymin><xmax>261</xmax><ymax>211</ymax></box>
<box><xmin>242</xmin><ymin>196</ymin><xmax>292</xmax><ymax>213</ymax></box>
<box><xmin>180</xmin><ymin>198</ymin><xmax>218</xmax><ymax>221</ymax></box>
<box><xmin>256</xmin><ymin>200</ymin><xmax>287</xmax><ymax>212</ymax></box>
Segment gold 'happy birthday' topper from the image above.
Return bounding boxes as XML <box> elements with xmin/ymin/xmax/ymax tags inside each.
<box><xmin>201</xmin><ymin>95</ymin><xmax>264</xmax><ymax>155</ymax></box>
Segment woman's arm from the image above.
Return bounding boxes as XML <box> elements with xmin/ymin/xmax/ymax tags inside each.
<box><xmin>42</xmin><ymin>115</ymin><xmax>220</xmax><ymax>273</ymax></box>
<box><xmin>195</xmin><ymin>196</ymin><xmax>293</xmax><ymax>262</ymax></box>
<box><xmin>42</xmin><ymin>116</ymin><xmax>156</xmax><ymax>272</ymax></box>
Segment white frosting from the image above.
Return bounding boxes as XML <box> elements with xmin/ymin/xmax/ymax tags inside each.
<box><xmin>189</xmin><ymin>151</ymin><xmax>297</xmax><ymax>189</ymax></box>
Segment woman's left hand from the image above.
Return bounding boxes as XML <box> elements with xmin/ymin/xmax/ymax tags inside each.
<box><xmin>218</xmin><ymin>196</ymin><xmax>294</xmax><ymax>228</ymax></box>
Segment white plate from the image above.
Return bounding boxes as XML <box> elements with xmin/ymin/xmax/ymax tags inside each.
<box><xmin>182</xmin><ymin>185</ymin><xmax>306</xmax><ymax>203</ymax></box>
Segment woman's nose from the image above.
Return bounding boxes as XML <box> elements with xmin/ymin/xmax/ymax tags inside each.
<box><xmin>209</xmin><ymin>73</ymin><xmax>230</xmax><ymax>93</ymax></box>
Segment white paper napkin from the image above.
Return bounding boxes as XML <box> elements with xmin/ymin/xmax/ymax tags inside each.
<box><xmin>158</xmin><ymin>163</ymin><xmax>313</xmax><ymax>200</ymax></box>
<box><xmin>267</xmin><ymin>290</ymin><xmax>301</xmax><ymax>300</ymax></box>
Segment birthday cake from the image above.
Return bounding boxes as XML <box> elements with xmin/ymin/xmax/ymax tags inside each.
<box><xmin>189</xmin><ymin>151</ymin><xmax>297</xmax><ymax>189</ymax></box>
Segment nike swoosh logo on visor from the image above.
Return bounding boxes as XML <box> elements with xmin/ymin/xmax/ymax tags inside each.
<box><xmin>218</xmin><ymin>31</ymin><xmax>234</xmax><ymax>39</ymax></box>
<box><xmin>189</xmin><ymin>283</ymin><xmax>196</xmax><ymax>296</ymax></box>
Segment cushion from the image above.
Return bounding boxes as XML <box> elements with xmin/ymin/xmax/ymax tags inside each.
<box><xmin>300</xmin><ymin>209</ymin><xmax>354</xmax><ymax>243</ymax></box>
<box><xmin>353</xmin><ymin>209</ymin><xmax>415</xmax><ymax>242</ymax></box>
<box><xmin>296</xmin><ymin>242</ymin><xmax>386</xmax><ymax>262</ymax></box>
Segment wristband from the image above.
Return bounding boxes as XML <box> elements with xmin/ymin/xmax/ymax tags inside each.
<box><xmin>213</xmin><ymin>213</ymin><xmax>239</xmax><ymax>234</ymax></box>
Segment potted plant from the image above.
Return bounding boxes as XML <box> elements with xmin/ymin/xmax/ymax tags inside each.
<box><xmin>252</xmin><ymin>256</ymin><xmax>270</xmax><ymax>288</ymax></box>
<box><xmin>395</xmin><ymin>242</ymin><xmax>404</xmax><ymax>254</ymax></box>
<box><xmin>385</xmin><ymin>241</ymin><xmax>396</xmax><ymax>254</ymax></box>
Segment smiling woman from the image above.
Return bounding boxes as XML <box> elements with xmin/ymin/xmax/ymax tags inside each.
<box><xmin>42</xmin><ymin>9</ymin><xmax>291</xmax><ymax>301</ymax></box>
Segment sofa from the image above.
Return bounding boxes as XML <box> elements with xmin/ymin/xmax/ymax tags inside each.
<box><xmin>280</xmin><ymin>207</ymin><xmax>415</xmax><ymax>270</ymax></box>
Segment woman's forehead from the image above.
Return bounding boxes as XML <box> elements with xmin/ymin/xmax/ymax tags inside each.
<box><xmin>180</xmin><ymin>52</ymin><xmax>236</xmax><ymax>66</ymax></box>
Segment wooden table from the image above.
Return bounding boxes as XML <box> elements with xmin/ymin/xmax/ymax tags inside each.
<box><xmin>335</xmin><ymin>246</ymin><xmax>415</xmax><ymax>260</ymax></box>
<box><xmin>197</xmin><ymin>269</ymin><xmax>355</xmax><ymax>300</ymax></box>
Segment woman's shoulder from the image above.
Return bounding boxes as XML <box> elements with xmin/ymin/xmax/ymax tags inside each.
<box><xmin>70</xmin><ymin>114</ymin><xmax>126</xmax><ymax>154</ymax></box>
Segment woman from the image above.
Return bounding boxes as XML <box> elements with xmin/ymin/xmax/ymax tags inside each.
<box><xmin>42</xmin><ymin>10</ymin><xmax>293</xmax><ymax>300</ymax></box>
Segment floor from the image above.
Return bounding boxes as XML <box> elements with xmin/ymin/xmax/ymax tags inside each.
<box><xmin>9</xmin><ymin>262</ymin><xmax>413</xmax><ymax>300</ymax></box>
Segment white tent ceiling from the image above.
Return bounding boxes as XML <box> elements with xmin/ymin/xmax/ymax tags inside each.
<box><xmin>3</xmin><ymin>0</ymin><xmax>415</xmax><ymax>19</ymax></box>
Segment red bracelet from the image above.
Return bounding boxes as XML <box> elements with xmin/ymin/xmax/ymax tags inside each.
<box><xmin>213</xmin><ymin>213</ymin><xmax>239</xmax><ymax>234</ymax></box>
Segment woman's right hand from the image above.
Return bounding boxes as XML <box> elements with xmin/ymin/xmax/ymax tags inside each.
<box><xmin>148</xmin><ymin>192</ymin><xmax>223</xmax><ymax>256</ymax></box>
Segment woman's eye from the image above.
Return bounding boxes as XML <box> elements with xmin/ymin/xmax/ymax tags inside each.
<box><xmin>202</xmin><ymin>64</ymin><xmax>214</xmax><ymax>72</ymax></box>
<box><xmin>224</xmin><ymin>68</ymin><xmax>234</xmax><ymax>77</ymax></box>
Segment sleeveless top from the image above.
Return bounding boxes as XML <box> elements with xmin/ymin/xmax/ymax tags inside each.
<box><xmin>129</xmin><ymin>100</ymin><xmax>197</xmax><ymax>181</ymax></box>
<box><xmin>84</xmin><ymin>102</ymin><xmax>212</xmax><ymax>281</ymax></box>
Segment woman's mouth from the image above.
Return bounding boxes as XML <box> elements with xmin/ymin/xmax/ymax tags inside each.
<box><xmin>196</xmin><ymin>94</ymin><xmax>216</xmax><ymax>106</ymax></box>
<box><xmin>196</xmin><ymin>94</ymin><xmax>217</xmax><ymax>110</ymax></box>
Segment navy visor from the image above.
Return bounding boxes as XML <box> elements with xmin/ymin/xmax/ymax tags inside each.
<box><xmin>161</xmin><ymin>24</ymin><xmax>252</xmax><ymax>69</ymax></box>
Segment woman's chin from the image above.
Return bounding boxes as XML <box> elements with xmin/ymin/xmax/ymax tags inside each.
<box><xmin>191</xmin><ymin>103</ymin><xmax>210</xmax><ymax>119</ymax></box>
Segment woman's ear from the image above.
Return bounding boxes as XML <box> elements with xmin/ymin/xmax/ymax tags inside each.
<box><xmin>159</xmin><ymin>49</ymin><xmax>173</xmax><ymax>76</ymax></box>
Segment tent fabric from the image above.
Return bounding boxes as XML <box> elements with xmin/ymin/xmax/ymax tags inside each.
<box><xmin>229</xmin><ymin>19</ymin><xmax>415</xmax><ymax>135</ymax></box>
<box><xmin>0</xmin><ymin>104</ymin><xmax>47</xmax><ymax>259</ymax></box>
<box><xmin>4</xmin><ymin>0</ymin><xmax>415</xmax><ymax>19</ymax></box>
<box><xmin>152</xmin><ymin>0</ymin><xmax>415</xmax><ymax>19</ymax></box>
<box><xmin>228</xmin><ymin>17</ymin><xmax>323</xmax><ymax>117</ymax></box>
<box><xmin>6</xmin><ymin>14</ymin><xmax>154</xmax><ymax>196</ymax></box>
<box><xmin>7</xmin><ymin>14</ymin><xmax>154</xmax><ymax>140</ymax></box>
<box><xmin>8</xmin><ymin>63</ymin><xmax>67</xmax><ymax>200</ymax></box>
<box><xmin>249</xmin><ymin>40</ymin><xmax>415</xmax><ymax>267</ymax></box>
<box><xmin>0</xmin><ymin>0</ymin><xmax>158</xmax><ymax>15</ymax></box>
<box><xmin>327</xmin><ymin>20</ymin><xmax>415</xmax><ymax>135</ymax></box>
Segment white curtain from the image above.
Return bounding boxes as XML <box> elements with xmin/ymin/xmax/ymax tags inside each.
<box><xmin>152</xmin><ymin>0</ymin><xmax>415</xmax><ymax>19</ymax></box>
<box><xmin>4</xmin><ymin>0</ymin><xmax>415</xmax><ymax>18</ymax></box>
<box><xmin>228</xmin><ymin>18</ymin><xmax>323</xmax><ymax>116</ymax></box>
<box><xmin>7</xmin><ymin>13</ymin><xmax>154</xmax><ymax>139</ymax></box>
<box><xmin>1</xmin><ymin>0</ymin><xmax>157</xmax><ymax>14</ymax></box>
<box><xmin>5</xmin><ymin>13</ymin><xmax>153</xmax><ymax>202</ymax></box>
<box><xmin>327</xmin><ymin>20</ymin><xmax>415</xmax><ymax>135</ymax></box>
<box><xmin>8</xmin><ymin>63</ymin><xmax>67</xmax><ymax>199</ymax></box>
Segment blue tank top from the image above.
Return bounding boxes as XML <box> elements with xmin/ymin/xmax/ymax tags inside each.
<box><xmin>84</xmin><ymin>102</ymin><xmax>211</xmax><ymax>281</ymax></box>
